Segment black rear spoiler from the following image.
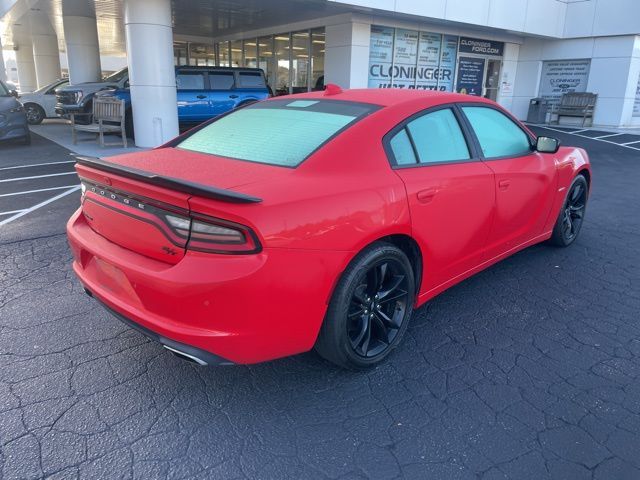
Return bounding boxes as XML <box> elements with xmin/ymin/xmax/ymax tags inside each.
<box><xmin>75</xmin><ymin>156</ymin><xmax>262</xmax><ymax>204</ymax></box>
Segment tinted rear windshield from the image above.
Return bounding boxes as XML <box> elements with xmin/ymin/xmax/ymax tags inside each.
<box><xmin>176</xmin><ymin>99</ymin><xmax>379</xmax><ymax>167</ymax></box>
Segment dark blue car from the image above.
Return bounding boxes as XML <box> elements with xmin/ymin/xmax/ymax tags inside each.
<box><xmin>97</xmin><ymin>66</ymin><xmax>271</xmax><ymax>137</ymax></box>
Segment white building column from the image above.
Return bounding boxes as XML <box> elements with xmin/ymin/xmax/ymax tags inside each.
<box><xmin>124</xmin><ymin>0</ymin><xmax>179</xmax><ymax>147</ymax></box>
<box><xmin>0</xmin><ymin>37</ymin><xmax>7</xmax><ymax>82</ymax></box>
<box><xmin>32</xmin><ymin>33</ymin><xmax>62</xmax><ymax>88</ymax></box>
<box><xmin>15</xmin><ymin>42</ymin><xmax>37</xmax><ymax>92</ymax></box>
<box><xmin>62</xmin><ymin>0</ymin><xmax>102</xmax><ymax>84</ymax></box>
<box><xmin>324</xmin><ymin>21</ymin><xmax>370</xmax><ymax>88</ymax></box>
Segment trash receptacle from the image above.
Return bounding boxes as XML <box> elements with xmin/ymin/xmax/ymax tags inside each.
<box><xmin>527</xmin><ymin>98</ymin><xmax>549</xmax><ymax>124</ymax></box>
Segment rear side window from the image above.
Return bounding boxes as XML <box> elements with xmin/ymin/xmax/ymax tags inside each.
<box><xmin>209</xmin><ymin>72</ymin><xmax>235</xmax><ymax>90</ymax></box>
<box><xmin>389</xmin><ymin>130</ymin><xmax>417</xmax><ymax>166</ymax></box>
<box><xmin>238</xmin><ymin>72</ymin><xmax>266</xmax><ymax>88</ymax></box>
<box><xmin>176</xmin><ymin>72</ymin><xmax>205</xmax><ymax>90</ymax></box>
<box><xmin>407</xmin><ymin>109</ymin><xmax>470</xmax><ymax>164</ymax></box>
<box><xmin>462</xmin><ymin>106</ymin><xmax>532</xmax><ymax>158</ymax></box>
<box><xmin>177</xmin><ymin>99</ymin><xmax>379</xmax><ymax>167</ymax></box>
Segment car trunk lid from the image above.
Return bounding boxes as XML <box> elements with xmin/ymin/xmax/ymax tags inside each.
<box><xmin>76</xmin><ymin>149</ymin><xmax>268</xmax><ymax>264</ymax></box>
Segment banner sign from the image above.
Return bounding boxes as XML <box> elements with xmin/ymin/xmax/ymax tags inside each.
<box><xmin>455</xmin><ymin>57</ymin><xmax>485</xmax><ymax>96</ymax></box>
<box><xmin>459</xmin><ymin>37</ymin><xmax>504</xmax><ymax>57</ymax></box>
<box><xmin>539</xmin><ymin>59</ymin><xmax>591</xmax><ymax>106</ymax></box>
<box><xmin>439</xmin><ymin>35</ymin><xmax>458</xmax><ymax>92</ymax></box>
<box><xmin>368</xmin><ymin>26</ymin><xmax>458</xmax><ymax>91</ymax></box>
<box><xmin>633</xmin><ymin>74</ymin><xmax>640</xmax><ymax>118</ymax></box>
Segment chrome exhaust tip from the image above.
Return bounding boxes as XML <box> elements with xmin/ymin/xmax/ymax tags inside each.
<box><xmin>162</xmin><ymin>344</ymin><xmax>208</xmax><ymax>366</ymax></box>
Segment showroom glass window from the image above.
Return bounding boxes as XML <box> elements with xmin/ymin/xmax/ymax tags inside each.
<box><xmin>213</xmin><ymin>28</ymin><xmax>325</xmax><ymax>94</ymax></box>
<box><xmin>218</xmin><ymin>41</ymin><xmax>230</xmax><ymax>67</ymax></box>
<box><xmin>258</xmin><ymin>36</ymin><xmax>274</xmax><ymax>84</ymax></box>
<box><xmin>230</xmin><ymin>40</ymin><xmax>242</xmax><ymax>67</ymax></box>
<box><xmin>275</xmin><ymin>34</ymin><xmax>290</xmax><ymax>94</ymax></box>
<box><xmin>462</xmin><ymin>106</ymin><xmax>532</xmax><ymax>158</ymax></box>
<box><xmin>368</xmin><ymin>25</ymin><xmax>458</xmax><ymax>91</ymax></box>
<box><xmin>243</xmin><ymin>39</ymin><xmax>257</xmax><ymax>68</ymax></box>
<box><xmin>292</xmin><ymin>31</ymin><xmax>310</xmax><ymax>93</ymax></box>
<box><xmin>311</xmin><ymin>29</ymin><xmax>325</xmax><ymax>90</ymax></box>
<box><xmin>189</xmin><ymin>43</ymin><xmax>215</xmax><ymax>66</ymax></box>
<box><xmin>173</xmin><ymin>42</ymin><xmax>188</xmax><ymax>65</ymax></box>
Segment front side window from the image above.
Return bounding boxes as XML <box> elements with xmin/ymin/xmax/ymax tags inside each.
<box><xmin>0</xmin><ymin>81</ymin><xmax>10</xmax><ymax>96</ymax></box>
<box><xmin>176</xmin><ymin>72</ymin><xmax>205</xmax><ymax>90</ymax></box>
<box><xmin>177</xmin><ymin>99</ymin><xmax>378</xmax><ymax>167</ymax></box>
<box><xmin>209</xmin><ymin>72</ymin><xmax>235</xmax><ymax>90</ymax></box>
<box><xmin>462</xmin><ymin>106</ymin><xmax>532</xmax><ymax>158</ymax></box>
<box><xmin>406</xmin><ymin>109</ymin><xmax>470</xmax><ymax>164</ymax></box>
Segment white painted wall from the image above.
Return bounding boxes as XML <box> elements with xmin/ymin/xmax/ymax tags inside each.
<box><xmin>511</xmin><ymin>35</ymin><xmax>640</xmax><ymax>126</ymax></box>
<box><xmin>332</xmin><ymin>0</ymin><xmax>639</xmax><ymax>40</ymax></box>
<box><xmin>331</xmin><ymin>0</ymin><xmax>567</xmax><ymax>37</ymax></box>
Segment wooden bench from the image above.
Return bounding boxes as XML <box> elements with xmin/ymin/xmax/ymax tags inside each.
<box><xmin>552</xmin><ymin>92</ymin><xmax>597</xmax><ymax>127</ymax></box>
<box><xmin>71</xmin><ymin>96</ymin><xmax>127</xmax><ymax>147</ymax></box>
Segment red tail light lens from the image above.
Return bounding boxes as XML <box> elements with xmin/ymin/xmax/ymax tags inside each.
<box><xmin>165</xmin><ymin>213</ymin><xmax>261</xmax><ymax>254</ymax></box>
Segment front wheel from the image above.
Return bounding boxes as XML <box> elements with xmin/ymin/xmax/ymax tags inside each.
<box><xmin>315</xmin><ymin>243</ymin><xmax>415</xmax><ymax>369</ymax></box>
<box><xmin>25</xmin><ymin>104</ymin><xmax>45</xmax><ymax>125</ymax></box>
<box><xmin>548</xmin><ymin>174</ymin><xmax>589</xmax><ymax>247</ymax></box>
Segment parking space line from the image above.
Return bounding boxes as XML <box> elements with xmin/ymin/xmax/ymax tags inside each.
<box><xmin>0</xmin><ymin>185</ymin><xmax>80</xmax><ymax>198</ymax></box>
<box><xmin>621</xmin><ymin>140</ymin><xmax>640</xmax><ymax>146</ymax></box>
<box><xmin>0</xmin><ymin>186</ymin><xmax>81</xmax><ymax>227</ymax></box>
<box><xmin>534</xmin><ymin>125</ymin><xmax>640</xmax><ymax>152</ymax></box>
<box><xmin>594</xmin><ymin>133</ymin><xmax>625</xmax><ymax>139</ymax></box>
<box><xmin>0</xmin><ymin>209</ymin><xmax>27</xmax><ymax>216</ymax></box>
<box><xmin>0</xmin><ymin>160</ymin><xmax>76</xmax><ymax>171</ymax></box>
<box><xmin>0</xmin><ymin>172</ymin><xmax>77</xmax><ymax>183</ymax></box>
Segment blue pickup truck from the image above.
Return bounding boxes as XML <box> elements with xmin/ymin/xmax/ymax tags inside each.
<box><xmin>60</xmin><ymin>66</ymin><xmax>271</xmax><ymax>136</ymax></box>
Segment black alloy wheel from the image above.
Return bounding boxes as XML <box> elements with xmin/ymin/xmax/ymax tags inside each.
<box><xmin>348</xmin><ymin>259</ymin><xmax>410</xmax><ymax>358</ymax></box>
<box><xmin>315</xmin><ymin>242</ymin><xmax>415</xmax><ymax>369</ymax></box>
<box><xmin>549</xmin><ymin>175</ymin><xmax>589</xmax><ymax>247</ymax></box>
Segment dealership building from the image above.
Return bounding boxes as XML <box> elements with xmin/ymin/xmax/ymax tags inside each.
<box><xmin>1</xmin><ymin>0</ymin><xmax>639</xmax><ymax>147</ymax></box>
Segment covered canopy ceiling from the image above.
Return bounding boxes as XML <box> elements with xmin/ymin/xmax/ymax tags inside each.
<box><xmin>1</xmin><ymin>0</ymin><xmax>351</xmax><ymax>55</ymax></box>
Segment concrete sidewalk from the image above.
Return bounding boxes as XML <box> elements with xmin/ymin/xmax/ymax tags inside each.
<box><xmin>30</xmin><ymin>119</ymin><xmax>147</xmax><ymax>158</ymax></box>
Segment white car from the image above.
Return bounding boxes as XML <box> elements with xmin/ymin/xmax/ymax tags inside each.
<box><xmin>18</xmin><ymin>78</ymin><xmax>69</xmax><ymax>125</ymax></box>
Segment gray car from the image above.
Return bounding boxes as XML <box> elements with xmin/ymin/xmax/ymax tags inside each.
<box><xmin>0</xmin><ymin>80</ymin><xmax>30</xmax><ymax>145</ymax></box>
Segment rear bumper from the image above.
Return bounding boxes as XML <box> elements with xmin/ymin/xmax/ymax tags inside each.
<box><xmin>66</xmin><ymin>208</ymin><xmax>349</xmax><ymax>364</ymax></box>
<box><xmin>88</xmin><ymin>290</ymin><xmax>233</xmax><ymax>365</ymax></box>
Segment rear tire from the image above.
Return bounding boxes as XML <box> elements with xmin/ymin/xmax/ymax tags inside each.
<box><xmin>548</xmin><ymin>174</ymin><xmax>589</xmax><ymax>247</ymax></box>
<box><xmin>315</xmin><ymin>242</ymin><xmax>415</xmax><ymax>369</ymax></box>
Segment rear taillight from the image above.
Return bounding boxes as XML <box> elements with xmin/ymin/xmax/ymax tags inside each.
<box><xmin>165</xmin><ymin>213</ymin><xmax>261</xmax><ymax>254</ymax></box>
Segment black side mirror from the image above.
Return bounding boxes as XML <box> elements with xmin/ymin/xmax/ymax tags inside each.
<box><xmin>536</xmin><ymin>136</ymin><xmax>560</xmax><ymax>153</ymax></box>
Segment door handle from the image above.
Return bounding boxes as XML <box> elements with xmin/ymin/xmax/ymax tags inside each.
<box><xmin>498</xmin><ymin>179</ymin><xmax>511</xmax><ymax>190</ymax></box>
<box><xmin>196</xmin><ymin>95</ymin><xmax>206</xmax><ymax>99</ymax></box>
<box><xmin>229</xmin><ymin>94</ymin><xmax>239</xmax><ymax>99</ymax></box>
<box><xmin>417</xmin><ymin>188</ymin><xmax>438</xmax><ymax>203</ymax></box>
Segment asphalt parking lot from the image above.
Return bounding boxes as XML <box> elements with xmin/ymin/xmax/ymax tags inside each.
<box><xmin>1</xmin><ymin>127</ymin><xmax>640</xmax><ymax>480</ymax></box>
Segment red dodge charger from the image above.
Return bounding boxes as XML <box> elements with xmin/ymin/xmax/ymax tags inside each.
<box><xmin>67</xmin><ymin>88</ymin><xmax>591</xmax><ymax>369</ymax></box>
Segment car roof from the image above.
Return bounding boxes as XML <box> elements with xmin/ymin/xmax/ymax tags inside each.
<box><xmin>285</xmin><ymin>88</ymin><xmax>495</xmax><ymax>108</ymax></box>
